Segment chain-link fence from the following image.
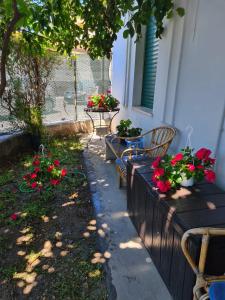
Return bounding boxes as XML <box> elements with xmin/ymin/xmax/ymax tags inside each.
<box><xmin>0</xmin><ymin>50</ymin><xmax>111</xmax><ymax>134</ymax></box>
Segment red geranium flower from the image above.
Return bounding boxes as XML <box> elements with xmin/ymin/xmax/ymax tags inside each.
<box><xmin>47</xmin><ymin>165</ymin><xmax>54</xmax><ymax>172</ymax></box>
<box><xmin>50</xmin><ymin>179</ymin><xmax>60</xmax><ymax>185</ymax></box>
<box><xmin>151</xmin><ymin>157</ymin><xmax>161</xmax><ymax>169</ymax></box>
<box><xmin>31</xmin><ymin>182</ymin><xmax>38</xmax><ymax>188</ymax></box>
<box><xmin>187</xmin><ymin>164</ymin><xmax>195</xmax><ymax>172</ymax></box>
<box><xmin>61</xmin><ymin>169</ymin><xmax>67</xmax><ymax>177</ymax></box>
<box><xmin>23</xmin><ymin>174</ymin><xmax>30</xmax><ymax>181</ymax></box>
<box><xmin>195</xmin><ymin>148</ymin><xmax>212</xmax><ymax>160</ymax></box>
<box><xmin>205</xmin><ymin>157</ymin><xmax>216</xmax><ymax>165</ymax></box>
<box><xmin>54</xmin><ymin>160</ymin><xmax>60</xmax><ymax>167</ymax></box>
<box><xmin>154</xmin><ymin>168</ymin><xmax>165</xmax><ymax>178</ymax></box>
<box><xmin>197</xmin><ymin>165</ymin><xmax>204</xmax><ymax>169</ymax></box>
<box><xmin>204</xmin><ymin>170</ymin><xmax>216</xmax><ymax>183</ymax></box>
<box><xmin>34</xmin><ymin>167</ymin><xmax>40</xmax><ymax>173</ymax></box>
<box><xmin>98</xmin><ymin>101</ymin><xmax>104</xmax><ymax>108</ymax></box>
<box><xmin>33</xmin><ymin>160</ymin><xmax>40</xmax><ymax>166</ymax></box>
<box><xmin>171</xmin><ymin>153</ymin><xmax>183</xmax><ymax>166</ymax></box>
<box><xmin>87</xmin><ymin>100</ymin><xmax>94</xmax><ymax>108</ymax></box>
<box><xmin>30</xmin><ymin>173</ymin><xmax>37</xmax><ymax>179</ymax></box>
<box><xmin>157</xmin><ymin>180</ymin><xmax>171</xmax><ymax>193</ymax></box>
<box><xmin>10</xmin><ymin>213</ymin><xmax>18</xmax><ymax>221</ymax></box>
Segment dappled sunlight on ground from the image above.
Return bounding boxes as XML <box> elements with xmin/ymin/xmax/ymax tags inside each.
<box><xmin>119</xmin><ymin>240</ymin><xmax>143</xmax><ymax>250</ymax></box>
<box><xmin>111</xmin><ymin>211</ymin><xmax>129</xmax><ymax>219</ymax></box>
<box><xmin>91</xmin><ymin>250</ymin><xmax>111</xmax><ymax>264</ymax></box>
<box><xmin>62</xmin><ymin>201</ymin><xmax>76</xmax><ymax>207</ymax></box>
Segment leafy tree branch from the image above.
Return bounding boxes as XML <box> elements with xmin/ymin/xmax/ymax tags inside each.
<box><xmin>0</xmin><ymin>0</ymin><xmax>22</xmax><ymax>97</ymax></box>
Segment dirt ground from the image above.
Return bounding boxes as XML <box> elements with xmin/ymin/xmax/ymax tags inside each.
<box><xmin>0</xmin><ymin>136</ymin><xmax>107</xmax><ymax>300</ymax></box>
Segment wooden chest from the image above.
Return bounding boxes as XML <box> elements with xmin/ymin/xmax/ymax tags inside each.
<box><xmin>127</xmin><ymin>159</ymin><xmax>225</xmax><ymax>300</ymax></box>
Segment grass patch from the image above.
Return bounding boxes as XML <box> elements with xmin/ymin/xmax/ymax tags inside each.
<box><xmin>0</xmin><ymin>170</ymin><xmax>14</xmax><ymax>186</ymax></box>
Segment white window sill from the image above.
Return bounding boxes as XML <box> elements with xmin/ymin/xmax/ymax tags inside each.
<box><xmin>132</xmin><ymin>106</ymin><xmax>153</xmax><ymax>117</ymax></box>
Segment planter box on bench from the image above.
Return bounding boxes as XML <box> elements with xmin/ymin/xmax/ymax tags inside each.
<box><xmin>127</xmin><ymin>159</ymin><xmax>225</xmax><ymax>300</ymax></box>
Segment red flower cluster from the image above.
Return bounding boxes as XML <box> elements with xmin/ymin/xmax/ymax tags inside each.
<box><xmin>87</xmin><ymin>94</ymin><xmax>119</xmax><ymax>110</ymax></box>
<box><xmin>171</xmin><ymin>153</ymin><xmax>183</xmax><ymax>166</ymax></box>
<box><xmin>151</xmin><ymin>157</ymin><xmax>171</xmax><ymax>193</ymax></box>
<box><xmin>87</xmin><ymin>100</ymin><xmax>94</xmax><ymax>108</ymax></box>
<box><xmin>151</xmin><ymin>147</ymin><xmax>216</xmax><ymax>193</ymax></box>
<box><xmin>204</xmin><ymin>169</ymin><xmax>216</xmax><ymax>183</ymax></box>
<box><xmin>23</xmin><ymin>154</ymin><xmax>67</xmax><ymax>191</ymax></box>
<box><xmin>87</xmin><ymin>94</ymin><xmax>106</xmax><ymax>109</ymax></box>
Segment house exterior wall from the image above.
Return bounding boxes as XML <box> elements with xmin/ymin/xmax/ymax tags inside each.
<box><xmin>111</xmin><ymin>0</ymin><xmax>225</xmax><ymax>190</ymax></box>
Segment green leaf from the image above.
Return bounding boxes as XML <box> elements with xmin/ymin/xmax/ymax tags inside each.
<box><xmin>123</xmin><ymin>29</ymin><xmax>129</xmax><ymax>39</ymax></box>
<box><xmin>176</xmin><ymin>7</ymin><xmax>185</xmax><ymax>17</ymax></box>
<box><xmin>167</xmin><ymin>9</ymin><xmax>174</xmax><ymax>19</ymax></box>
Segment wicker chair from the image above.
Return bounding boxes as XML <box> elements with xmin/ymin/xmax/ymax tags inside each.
<box><xmin>181</xmin><ymin>228</ymin><xmax>225</xmax><ymax>300</ymax></box>
<box><xmin>114</xmin><ymin>126</ymin><xmax>176</xmax><ymax>187</ymax></box>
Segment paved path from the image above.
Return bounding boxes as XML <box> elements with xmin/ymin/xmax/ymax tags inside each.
<box><xmin>83</xmin><ymin>137</ymin><xmax>172</xmax><ymax>300</ymax></box>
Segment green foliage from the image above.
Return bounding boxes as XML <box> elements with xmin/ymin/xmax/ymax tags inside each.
<box><xmin>23</xmin><ymin>201</ymin><xmax>49</xmax><ymax>220</ymax></box>
<box><xmin>116</xmin><ymin>119</ymin><xmax>142</xmax><ymax>137</ymax></box>
<box><xmin>0</xmin><ymin>0</ymin><xmax>185</xmax><ymax>59</ymax></box>
<box><xmin>127</xmin><ymin>127</ymin><xmax>142</xmax><ymax>137</ymax></box>
<box><xmin>2</xmin><ymin>36</ymin><xmax>58</xmax><ymax>135</ymax></box>
<box><xmin>0</xmin><ymin>170</ymin><xmax>14</xmax><ymax>186</ymax></box>
<box><xmin>116</xmin><ymin>119</ymin><xmax>132</xmax><ymax>137</ymax></box>
<box><xmin>104</xmin><ymin>94</ymin><xmax>120</xmax><ymax>110</ymax></box>
<box><xmin>0</xmin><ymin>265</ymin><xmax>17</xmax><ymax>280</ymax></box>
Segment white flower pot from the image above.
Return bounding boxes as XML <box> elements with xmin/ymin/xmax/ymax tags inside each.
<box><xmin>180</xmin><ymin>176</ymin><xmax>194</xmax><ymax>187</ymax></box>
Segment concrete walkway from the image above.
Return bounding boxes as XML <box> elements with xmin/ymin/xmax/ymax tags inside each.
<box><xmin>83</xmin><ymin>136</ymin><xmax>172</xmax><ymax>300</ymax></box>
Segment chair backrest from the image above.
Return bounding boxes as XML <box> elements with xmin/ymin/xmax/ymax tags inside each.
<box><xmin>181</xmin><ymin>228</ymin><xmax>225</xmax><ymax>300</ymax></box>
<box><xmin>147</xmin><ymin>126</ymin><xmax>176</xmax><ymax>157</ymax></box>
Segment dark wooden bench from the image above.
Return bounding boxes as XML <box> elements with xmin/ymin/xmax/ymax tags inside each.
<box><xmin>105</xmin><ymin>134</ymin><xmax>127</xmax><ymax>160</ymax></box>
<box><xmin>127</xmin><ymin>159</ymin><xmax>225</xmax><ymax>300</ymax></box>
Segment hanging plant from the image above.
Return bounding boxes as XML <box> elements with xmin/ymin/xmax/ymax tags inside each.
<box><xmin>151</xmin><ymin>147</ymin><xmax>216</xmax><ymax>193</ymax></box>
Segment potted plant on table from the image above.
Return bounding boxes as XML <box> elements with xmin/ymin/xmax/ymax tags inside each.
<box><xmin>116</xmin><ymin>119</ymin><xmax>143</xmax><ymax>147</ymax></box>
<box><xmin>87</xmin><ymin>93</ymin><xmax>119</xmax><ymax>111</ymax></box>
<box><xmin>151</xmin><ymin>147</ymin><xmax>216</xmax><ymax>193</ymax></box>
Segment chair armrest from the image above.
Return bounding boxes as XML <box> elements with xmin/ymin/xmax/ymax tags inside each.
<box><xmin>121</xmin><ymin>147</ymin><xmax>147</xmax><ymax>159</ymax></box>
<box><xmin>181</xmin><ymin>227</ymin><xmax>225</xmax><ymax>276</ymax></box>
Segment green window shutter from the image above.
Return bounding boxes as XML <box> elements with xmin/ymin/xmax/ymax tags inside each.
<box><xmin>141</xmin><ymin>18</ymin><xmax>159</xmax><ymax>109</ymax></box>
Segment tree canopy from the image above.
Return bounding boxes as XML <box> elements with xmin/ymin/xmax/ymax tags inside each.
<box><xmin>0</xmin><ymin>0</ymin><xmax>185</xmax><ymax>97</ymax></box>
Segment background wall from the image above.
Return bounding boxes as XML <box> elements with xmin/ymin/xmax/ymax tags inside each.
<box><xmin>112</xmin><ymin>0</ymin><xmax>225</xmax><ymax>189</ymax></box>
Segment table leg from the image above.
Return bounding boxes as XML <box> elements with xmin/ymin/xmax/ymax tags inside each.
<box><xmin>109</xmin><ymin>110</ymin><xmax>119</xmax><ymax>133</ymax></box>
<box><xmin>85</xmin><ymin>110</ymin><xmax>95</xmax><ymax>147</ymax></box>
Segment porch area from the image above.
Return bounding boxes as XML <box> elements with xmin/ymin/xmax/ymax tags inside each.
<box><xmin>82</xmin><ymin>136</ymin><xmax>172</xmax><ymax>300</ymax></box>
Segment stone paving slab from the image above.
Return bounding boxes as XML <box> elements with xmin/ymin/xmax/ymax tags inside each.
<box><xmin>83</xmin><ymin>136</ymin><xmax>172</xmax><ymax>300</ymax></box>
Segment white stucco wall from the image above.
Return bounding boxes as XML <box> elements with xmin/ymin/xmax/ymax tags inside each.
<box><xmin>112</xmin><ymin>0</ymin><xmax>225</xmax><ymax>189</ymax></box>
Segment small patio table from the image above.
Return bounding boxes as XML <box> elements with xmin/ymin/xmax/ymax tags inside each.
<box><xmin>84</xmin><ymin>107</ymin><xmax>120</xmax><ymax>139</ymax></box>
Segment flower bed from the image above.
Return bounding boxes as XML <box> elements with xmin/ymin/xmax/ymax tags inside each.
<box><xmin>0</xmin><ymin>136</ymin><xmax>107</xmax><ymax>299</ymax></box>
